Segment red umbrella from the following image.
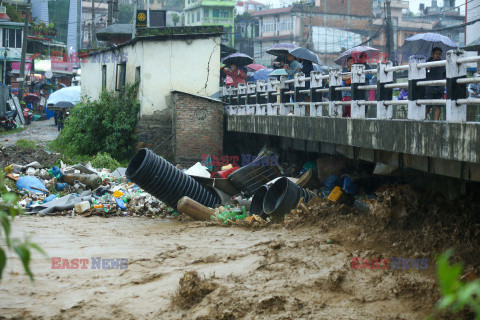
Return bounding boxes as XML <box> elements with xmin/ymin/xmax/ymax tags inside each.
<box><xmin>246</xmin><ymin>64</ymin><xmax>267</xmax><ymax>71</ymax></box>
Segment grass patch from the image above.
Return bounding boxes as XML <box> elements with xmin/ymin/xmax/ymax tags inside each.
<box><xmin>0</xmin><ymin>127</ymin><xmax>24</xmax><ymax>137</ymax></box>
<box><xmin>15</xmin><ymin>139</ymin><xmax>38</xmax><ymax>149</ymax></box>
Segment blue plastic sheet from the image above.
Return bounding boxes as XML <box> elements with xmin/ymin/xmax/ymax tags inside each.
<box><xmin>16</xmin><ymin>176</ymin><xmax>47</xmax><ymax>194</ymax></box>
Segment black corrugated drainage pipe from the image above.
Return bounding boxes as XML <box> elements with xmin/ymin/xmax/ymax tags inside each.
<box><xmin>263</xmin><ymin>177</ymin><xmax>316</xmax><ymax>217</ymax></box>
<box><xmin>250</xmin><ymin>185</ymin><xmax>269</xmax><ymax>218</ymax></box>
<box><xmin>227</xmin><ymin>155</ymin><xmax>281</xmax><ymax>196</ymax></box>
<box><xmin>126</xmin><ymin>149</ymin><xmax>220</xmax><ymax>209</ymax></box>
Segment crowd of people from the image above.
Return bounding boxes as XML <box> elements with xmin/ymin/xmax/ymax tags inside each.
<box><xmin>222</xmin><ymin>46</ymin><xmax>479</xmax><ymax>121</ymax></box>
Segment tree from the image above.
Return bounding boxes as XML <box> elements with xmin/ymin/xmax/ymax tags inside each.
<box><xmin>118</xmin><ymin>3</ymin><xmax>134</xmax><ymax>24</ymax></box>
<box><xmin>172</xmin><ymin>13</ymin><xmax>180</xmax><ymax>26</ymax></box>
<box><xmin>6</xmin><ymin>5</ymin><xmax>23</xmax><ymax>22</ymax></box>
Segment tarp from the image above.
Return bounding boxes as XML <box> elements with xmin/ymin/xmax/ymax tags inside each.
<box><xmin>46</xmin><ymin>86</ymin><xmax>81</xmax><ymax>106</ymax></box>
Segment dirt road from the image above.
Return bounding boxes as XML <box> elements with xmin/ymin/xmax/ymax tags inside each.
<box><xmin>0</xmin><ymin>118</ymin><xmax>58</xmax><ymax>147</ymax></box>
<box><xmin>0</xmin><ymin>214</ymin><xmax>439</xmax><ymax>320</ymax></box>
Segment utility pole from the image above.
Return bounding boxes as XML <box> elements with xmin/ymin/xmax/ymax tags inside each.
<box><xmin>18</xmin><ymin>0</ymin><xmax>31</xmax><ymax>102</ymax></box>
<box><xmin>91</xmin><ymin>0</ymin><xmax>96</xmax><ymax>47</ymax></box>
<box><xmin>147</xmin><ymin>0</ymin><xmax>150</xmax><ymax>27</ymax></box>
<box><xmin>113</xmin><ymin>0</ymin><xmax>118</xmax><ymax>21</ymax></box>
<box><xmin>107</xmin><ymin>0</ymin><xmax>113</xmax><ymax>26</ymax></box>
<box><xmin>385</xmin><ymin>0</ymin><xmax>394</xmax><ymax>64</ymax></box>
<box><xmin>132</xmin><ymin>0</ymin><xmax>137</xmax><ymax>39</ymax></box>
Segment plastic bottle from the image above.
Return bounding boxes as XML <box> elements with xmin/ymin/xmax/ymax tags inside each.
<box><xmin>234</xmin><ymin>214</ymin><xmax>246</xmax><ymax>220</ymax></box>
<box><xmin>241</xmin><ymin>206</ymin><xmax>247</xmax><ymax>215</ymax></box>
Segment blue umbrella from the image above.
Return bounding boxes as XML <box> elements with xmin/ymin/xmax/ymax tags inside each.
<box><xmin>402</xmin><ymin>33</ymin><xmax>457</xmax><ymax>60</ymax></box>
<box><xmin>268</xmin><ymin>69</ymin><xmax>288</xmax><ymax>76</ymax></box>
<box><xmin>463</xmin><ymin>37</ymin><xmax>480</xmax><ymax>51</ymax></box>
<box><xmin>249</xmin><ymin>68</ymin><xmax>274</xmax><ymax>83</ymax></box>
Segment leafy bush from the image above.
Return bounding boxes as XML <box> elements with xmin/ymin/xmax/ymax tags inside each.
<box><xmin>430</xmin><ymin>249</ymin><xmax>480</xmax><ymax>319</ymax></box>
<box><xmin>0</xmin><ymin>173</ymin><xmax>45</xmax><ymax>281</ymax></box>
<box><xmin>53</xmin><ymin>82</ymin><xmax>140</xmax><ymax>160</ymax></box>
<box><xmin>91</xmin><ymin>152</ymin><xmax>121</xmax><ymax>171</ymax></box>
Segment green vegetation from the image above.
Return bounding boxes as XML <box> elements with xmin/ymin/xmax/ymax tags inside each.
<box><xmin>6</xmin><ymin>5</ymin><xmax>23</xmax><ymax>22</ymax></box>
<box><xmin>15</xmin><ymin>139</ymin><xmax>37</xmax><ymax>150</ymax></box>
<box><xmin>51</xmin><ymin>82</ymin><xmax>140</xmax><ymax>161</ymax></box>
<box><xmin>137</xmin><ymin>25</ymin><xmax>224</xmax><ymax>37</ymax></box>
<box><xmin>0</xmin><ymin>127</ymin><xmax>24</xmax><ymax>137</ymax></box>
<box><xmin>427</xmin><ymin>249</ymin><xmax>480</xmax><ymax>319</ymax></box>
<box><xmin>91</xmin><ymin>152</ymin><xmax>121</xmax><ymax>171</ymax></box>
<box><xmin>0</xmin><ymin>173</ymin><xmax>46</xmax><ymax>281</ymax></box>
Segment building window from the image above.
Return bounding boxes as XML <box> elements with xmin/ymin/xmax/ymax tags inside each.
<box><xmin>204</xmin><ymin>9</ymin><xmax>209</xmax><ymax>17</ymax></box>
<box><xmin>262</xmin><ymin>20</ymin><xmax>275</xmax><ymax>33</ymax></box>
<box><xmin>115</xmin><ymin>63</ymin><xmax>126</xmax><ymax>91</ymax></box>
<box><xmin>2</xmin><ymin>28</ymin><xmax>22</xmax><ymax>48</ymax></box>
<box><xmin>278</xmin><ymin>18</ymin><xmax>292</xmax><ymax>31</ymax></box>
<box><xmin>135</xmin><ymin>66</ymin><xmax>140</xmax><ymax>83</ymax></box>
<box><xmin>220</xmin><ymin>9</ymin><xmax>229</xmax><ymax>18</ymax></box>
<box><xmin>197</xmin><ymin>10</ymin><xmax>200</xmax><ymax>21</ymax></box>
<box><xmin>102</xmin><ymin>65</ymin><xmax>106</xmax><ymax>91</ymax></box>
<box><xmin>213</xmin><ymin>9</ymin><xmax>219</xmax><ymax>17</ymax></box>
<box><xmin>187</xmin><ymin>13</ymin><xmax>190</xmax><ymax>23</ymax></box>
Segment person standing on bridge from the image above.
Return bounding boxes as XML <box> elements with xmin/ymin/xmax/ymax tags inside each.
<box><xmin>342</xmin><ymin>57</ymin><xmax>354</xmax><ymax>117</ymax></box>
<box><xmin>223</xmin><ymin>64</ymin><xmax>247</xmax><ymax>88</ymax></box>
<box><xmin>425</xmin><ymin>47</ymin><xmax>446</xmax><ymax>121</ymax></box>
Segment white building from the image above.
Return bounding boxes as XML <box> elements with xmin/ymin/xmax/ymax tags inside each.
<box><xmin>466</xmin><ymin>0</ymin><xmax>480</xmax><ymax>45</ymax></box>
<box><xmin>81</xmin><ymin>27</ymin><xmax>222</xmax><ymax>117</ymax></box>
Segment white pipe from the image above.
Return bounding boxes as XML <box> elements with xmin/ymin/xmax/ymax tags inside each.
<box><xmin>384</xmin><ymin>65</ymin><xmax>409</xmax><ymax>72</ymax></box>
<box><xmin>384</xmin><ymin>82</ymin><xmax>408</xmax><ymax>88</ymax></box>
<box><xmin>416</xmin><ymin>80</ymin><xmax>446</xmax><ymax>86</ymax></box>
<box><xmin>457</xmin><ymin>78</ymin><xmax>480</xmax><ymax>84</ymax></box>
<box><xmin>417</xmin><ymin>60</ymin><xmax>446</xmax><ymax>68</ymax></box>
<box><xmin>416</xmin><ymin>99</ymin><xmax>447</xmax><ymax>105</ymax></box>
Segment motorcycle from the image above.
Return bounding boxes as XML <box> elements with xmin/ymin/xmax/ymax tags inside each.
<box><xmin>23</xmin><ymin>107</ymin><xmax>33</xmax><ymax>125</ymax></box>
<box><xmin>0</xmin><ymin>110</ymin><xmax>17</xmax><ymax>130</ymax></box>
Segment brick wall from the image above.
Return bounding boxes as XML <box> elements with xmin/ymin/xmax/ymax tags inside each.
<box><xmin>173</xmin><ymin>92</ymin><xmax>224</xmax><ymax>167</ymax></box>
<box><xmin>135</xmin><ymin>108</ymin><xmax>173</xmax><ymax>155</ymax></box>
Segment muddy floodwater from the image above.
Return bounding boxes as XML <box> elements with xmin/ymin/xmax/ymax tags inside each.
<box><xmin>0</xmin><ymin>215</ymin><xmax>439</xmax><ymax>319</ymax></box>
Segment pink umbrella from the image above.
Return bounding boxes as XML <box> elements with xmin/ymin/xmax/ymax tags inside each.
<box><xmin>246</xmin><ymin>64</ymin><xmax>267</xmax><ymax>71</ymax></box>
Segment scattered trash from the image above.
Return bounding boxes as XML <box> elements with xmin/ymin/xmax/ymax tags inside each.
<box><xmin>327</xmin><ymin>186</ymin><xmax>344</xmax><ymax>203</ymax></box>
<box><xmin>16</xmin><ymin>176</ymin><xmax>47</xmax><ymax>194</ymax></box>
<box><xmin>75</xmin><ymin>201</ymin><xmax>91</xmax><ymax>213</ymax></box>
<box><xmin>185</xmin><ymin>162</ymin><xmax>211</xmax><ymax>178</ymax></box>
<box><xmin>177</xmin><ymin>196</ymin><xmax>215</xmax><ymax>221</ymax></box>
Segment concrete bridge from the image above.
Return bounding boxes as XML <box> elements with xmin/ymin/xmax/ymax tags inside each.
<box><xmin>223</xmin><ymin>50</ymin><xmax>480</xmax><ymax>182</ymax></box>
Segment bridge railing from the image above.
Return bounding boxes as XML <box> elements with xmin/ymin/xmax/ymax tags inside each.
<box><xmin>222</xmin><ymin>50</ymin><xmax>480</xmax><ymax>123</ymax></box>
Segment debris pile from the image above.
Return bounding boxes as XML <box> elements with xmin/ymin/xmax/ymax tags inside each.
<box><xmin>5</xmin><ymin>158</ymin><xmax>177</xmax><ymax>217</ymax></box>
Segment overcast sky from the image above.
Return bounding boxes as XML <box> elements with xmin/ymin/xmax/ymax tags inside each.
<box><xmin>258</xmin><ymin>0</ymin><xmax>465</xmax><ymax>14</ymax></box>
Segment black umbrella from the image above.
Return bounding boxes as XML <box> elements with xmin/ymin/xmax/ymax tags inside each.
<box><xmin>54</xmin><ymin>101</ymin><xmax>74</xmax><ymax>108</ymax></box>
<box><xmin>288</xmin><ymin>47</ymin><xmax>321</xmax><ymax>64</ymax></box>
<box><xmin>24</xmin><ymin>94</ymin><xmax>40</xmax><ymax>104</ymax></box>
<box><xmin>267</xmin><ymin>43</ymin><xmax>299</xmax><ymax>56</ymax></box>
<box><xmin>463</xmin><ymin>38</ymin><xmax>480</xmax><ymax>52</ymax></box>
<box><xmin>222</xmin><ymin>53</ymin><xmax>253</xmax><ymax>67</ymax></box>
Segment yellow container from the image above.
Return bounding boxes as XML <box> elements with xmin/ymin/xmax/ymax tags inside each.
<box><xmin>327</xmin><ymin>186</ymin><xmax>344</xmax><ymax>203</ymax></box>
<box><xmin>112</xmin><ymin>190</ymin><xmax>124</xmax><ymax>198</ymax></box>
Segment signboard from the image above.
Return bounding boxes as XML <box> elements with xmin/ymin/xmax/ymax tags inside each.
<box><xmin>136</xmin><ymin>10</ymin><xmax>147</xmax><ymax>27</ymax></box>
<box><xmin>136</xmin><ymin>10</ymin><xmax>166</xmax><ymax>28</ymax></box>
<box><xmin>0</xmin><ymin>6</ymin><xmax>6</xmax><ymax>14</ymax></box>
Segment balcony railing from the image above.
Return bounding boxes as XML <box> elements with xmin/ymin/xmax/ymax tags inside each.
<box><xmin>202</xmin><ymin>17</ymin><xmax>233</xmax><ymax>24</ymax></box>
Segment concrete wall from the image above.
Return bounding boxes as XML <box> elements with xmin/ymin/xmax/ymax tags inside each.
<box><xmin>227</xmin><ymin>115</ymin><xmax>480</xmax><ymax>181</ymax></box>
<box><xmin>81</xmin><ymin>36</ymin><xmax>221</xmax><ymax>116</ymax></box>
